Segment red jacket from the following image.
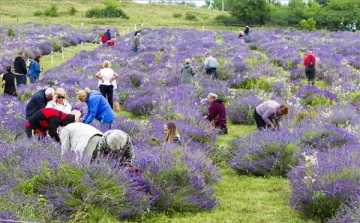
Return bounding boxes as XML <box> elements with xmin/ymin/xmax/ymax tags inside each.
<box><xmin>208</xmin><ymin>99</ymin><xmax>227</xmax><ymax>127</ymax></box>
<box><xmin>303</xmin><ymin>54</ymin><xmax>316</xmax><ymax>67</ymax></box>
<box><xmin>25</xmin><ymin>108</ymin><xmax>74</xmax><ymax>142</ymax></box>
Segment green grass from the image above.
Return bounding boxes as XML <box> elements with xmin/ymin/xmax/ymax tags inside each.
<box><xmin>41</xmin><ymin>43</ymin><xmax>99</xmax><ymax>73</ymax></box>
<box><xmin>0</xmin><ymin>0</ymin><xmax>235</xmax><ymax>31</ymax></box>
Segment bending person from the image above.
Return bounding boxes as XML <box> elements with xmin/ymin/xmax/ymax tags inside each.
<box><xmin>96</xmin><ymin>129</ymin><xmax>135</xmax><ymax>166</ymax></box>
<box><xmin>26</xmin><ymin>87</ymin><xmax>55</xmax><ymax>120</ymax></box>
<box><xmin>77</xmin><ymin>87</ymin><xmax>115</xmax><ymax>129</ymax></box>
<box><xmin>254</xmin><ymin>100</ymin><xmax>289</xmax><ymax>130</ymax></box>
<box><xmin>60</xmin><ymin>122</ymin><xmax>103</xmax><ymax>157</ymax></box>
<box><xmin>25</xmin><ymin>108</ymin><xmax>77</xmax><ymax>142</ymax></box>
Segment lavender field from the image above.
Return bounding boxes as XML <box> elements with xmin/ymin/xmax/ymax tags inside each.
<box><xmin>1</xmin><ymin>25</ymin><xmax>360</xmax><ymax>222</ymax></box>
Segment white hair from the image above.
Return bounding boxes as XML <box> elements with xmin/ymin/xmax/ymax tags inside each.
<box><xmin>208</xmin><ymin>92</ymin><xmax>218</xmax><ymax>99</ymax></box>
<box><xmin>107</xmin><ymin>130</ymin><xmax>127</xmax><ymax>151</ymax></box>
<box><xmin>45</xmin><ymin>88</ymin><xmax>55</xmax><ymax>96</ymax></box>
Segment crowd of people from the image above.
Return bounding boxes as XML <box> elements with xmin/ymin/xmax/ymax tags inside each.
<box><xmin>1</xmin><ymin>27</ymin><xmax>300</xmax><ymax>169</ymax></box>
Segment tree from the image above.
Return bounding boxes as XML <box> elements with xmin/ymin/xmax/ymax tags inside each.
<box><xmin>227</xmin><ymin>0</ymin><xmax>270</xmax><ymax>25</ymax></box>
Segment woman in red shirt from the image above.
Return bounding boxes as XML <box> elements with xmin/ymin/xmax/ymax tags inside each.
<box><xmin>303</xmin><ymin>51</ymin><xmax>316</xmax><ymax>85</ymax></box>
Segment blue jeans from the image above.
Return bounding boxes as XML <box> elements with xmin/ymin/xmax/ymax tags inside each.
<box><xmin>15</xmin><ymin>75</ymin><xmax>27</xmax><ymax>87</ymax></box>
<box><xmin>28</xmin><ymin>74</ymin><xmax>37</xmax><ymax>84</ymax></box>
<box><xmin>133</xmin><ymin>47</ymin><xmax>138</xmax><ymax>53</ymax></box>
<box><xmin>207</xmin><ymin>68</ymin><xmax>218</xmax><ymax>79</ymax></box>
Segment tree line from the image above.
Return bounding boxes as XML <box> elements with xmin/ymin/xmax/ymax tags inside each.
<box><xmin>208</xmin><ymin>0</ymin><xmax>360</xmax><ymax>30</ymax></box>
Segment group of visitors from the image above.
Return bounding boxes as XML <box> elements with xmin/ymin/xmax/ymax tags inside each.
<box><xmin>340</xmin><ymin>22</ymin><xmax>356</xmax><ymax>32</ymax></box>
<box><xmin>1</xmin><ymin>51</ymin><xmax>42</xmax><ymax>97</ymax></box>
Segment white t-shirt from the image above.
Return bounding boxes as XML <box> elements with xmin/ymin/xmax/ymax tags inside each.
<box><xmin>98</xmin><ymin>68</ymin><xmax>114</xmax><ymax>86</ymax></box>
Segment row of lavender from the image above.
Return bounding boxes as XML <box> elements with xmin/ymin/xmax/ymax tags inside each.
<box><xmin>2</xmin><ymin>26</ymin><xmax>360</xmax><ymax>222</ymax></box>
<box><xmin>231</xmin><ymin>29</ymin><xmax>360</xmax><ymax>222</ymax></box>
<box><xmin>0</xmin><ymin>22</ymin><xmax>117</xmax><ymax>73</ymax></box>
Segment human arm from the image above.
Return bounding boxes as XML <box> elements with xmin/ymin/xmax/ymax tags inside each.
<box><xmin>1</xmin><ymin>80</ymin><xmax>5</xmax><ymax>88</ymax></box>
<box><xmin>191</xmin><ymin>67</ymin><xmax>196</xmax><ymax>76</ymax></box>
<box><xmin>96</xmin><ymin>71</ymin><xmax>104</xmax><ymax>83</ymax></box>
<box><xmin>36</xmin><ymin>95</ymin><xmax>47</xmax><ymax>109</ymax></box>
<box><xmin>261</xmin><ymin>108</ymin><xmax>276</xmax><ymax>128</ymax></box>
<box><xmin>204</xmin><ymin>58</ymin><xmax>209</xmax><ymax>70</ymax></box>
<box><xmin>207</xmin><ymin>104</ymin><xmax>217</xmax><ymax>122</ymax></box>
<box><xmin>34</xmin><ymin>61</ymin><xmax>41</xmax><ymax>72</ymax></box>
<box><xmin>59</xmin><ymin>128</ymin><xmax>71</xmax><ymax>155</ymax></box>
<box><xmin>83</xmin><ymin>96</ymin><xmax>100</xmax><ymax>124</ymax></box>
<box><xmin>48</xmin><ymin>116</ymin><xmax>61</xmax><ymax>142</ymax></box>
<box><xmin>110</xmin><ymin>71</ymin><xmax>119</xmax><ymax>83</ymax></box>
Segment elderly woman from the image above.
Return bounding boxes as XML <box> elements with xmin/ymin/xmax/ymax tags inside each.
<box><xmin>254</xmin><ymin>100</ymin><xmax>290</xmax><ymax>130</ymax></box>
<box><xmin>95</xmin><ymin>60</ymin><xmax>119</xmax><ymax>109</ymax></box>
<box><xmin>77</xmin><ymin>87</ymin><xmax>115</xmax><ymax>129</ymax></box>
<box><xmin>46</xmin><ymin>88</ymin><xmax>72</xmax><ymax>113</ymax></box>
<box><xmin>180</xmin><ymin>58</ymin><xmax>196</xmax><ymax>85</ymax></box>
<box><xmin>96</xmin><ymin>129</ymin><xmax>134</xmax><ymax>166</ymax></box>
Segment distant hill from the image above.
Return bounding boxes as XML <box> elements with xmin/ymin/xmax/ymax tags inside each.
<box><xmin>0</xmin><ymin>0</ymin><xmax>230</xmax><ymax>31</ymax></box>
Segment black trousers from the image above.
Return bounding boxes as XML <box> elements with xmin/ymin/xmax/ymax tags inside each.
<box><xmin>99</xmin><ymin>84</ymin><xmax>114</xmax><ymax>109</ymax></box>
<box><xmin>305</xmin><ymin>67</ymin><xmax>315</xmax><ymax>84</ymax></box>
<box><xmin>254</xmin><ymin>109</ymin><xmax>272</xmax><ymax>130</ymax></box>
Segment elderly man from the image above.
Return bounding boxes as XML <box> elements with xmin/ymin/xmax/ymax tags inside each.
<box><xmin>26</xmin><ymin>87</ymin><xmax>55</xmax><ymax>119</ymax></box>
<box><xmin>204</xmin><ymin>93</ymin><xmax>227</xmax><ymax>135</ymax></box>
<box><xmin>204</xmin><ymin>52</ymin><xmax>219</xmax><ymax>80</ymax></box>
<box><xmin>254</xmin><ymin>100</ymin><xmax>289</xmax><ymax>131</ymax></box>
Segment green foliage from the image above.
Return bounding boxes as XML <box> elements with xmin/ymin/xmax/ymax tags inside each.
<box><xmin>51</xmin><ymin>42</ymin><xmax>62</xmax><ymax>52</ymax></box>
<box><xmin>214</xmin><ymin>14</ymin><xmax>239</xmax><ymax>26</ymax></box>
<box><xmin>85</xmin><ymin>6</ymin><xmax>129</xmax><ymax>19</ymax></box>
<box><xmin>292</xmin><ymin>108</ymin><xmax>317</xmax><ymax>125</ymax></box>
<box><xmin>68</xmin><ymin>6</ymin><xmax>77</xmax><ymax>16</ymax></box>
<box><xmin>239</xmin><ymin>78</ymin><xmax>257</xmax><ymax>89</ymax></box>
<box><xmin>227</xmin><ymin>0</ymin><xmax>270</xmax><ymax>25</ymax></box>
<box><xmin>33</xmin><ymin>4</ymin><xmax>59</xmax><ymax>17</ymax></box>
<box><xmin>299</xmin><ymin>18</ymin><xmax>316</xmax><ymax>30</ymax></box>
<box><xmin>349</xmin><ymin>90</ymin><xmax>360</xmax><ymax>105</ymax></box>
<box><xmin>43</xmin><ymin>4</ymin><xmax>59</xmax><ymax>17</ymax></box>
<box><xmin>7</xmin><ymin>28</ymin><xmax>15</xmax><ymax>37</ymax></box>
<box><xmin>173</xmin><ymin>13</ymin><xmax>182</xmax><ymax>18</ymax></box>
<box><xmin>104</xmin><ymin>0</ymin><xmax>121</xmax><ymax>8</ymax></box>
<box><xmin>301</xmin><ymin>93</ymin><xmax>336</xmax><ymax>107</ymax></box>
<box><xmin>185</xmin><ymin>12</ymin><xmax>197</xmax><ymax>21</ymax></box>
<box><xmin>257</xmin><ymin>78</ymin><xmax>273</xmax><ymax>92</ymax></box>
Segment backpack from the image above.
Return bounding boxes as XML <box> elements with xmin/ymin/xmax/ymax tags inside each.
<box><xmin>101</xmin><ymin>33</ymin><xmax>108</xmax><ymax>42</ymax></box>
<box><xmin>308</xmin><ymin>58</ymin><xmax>314</xmax><ymax>68</ymax></box>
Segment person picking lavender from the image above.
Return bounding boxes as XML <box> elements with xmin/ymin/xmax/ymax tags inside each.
<box><xmin>204</xmin><ymin>93</ymin><xmax>227</xmax><ymax>135</ymax></box>
<box><xmin>254</xmin><ymin>100</ymin><xmax>289</xmax><ymax>131</ymax></box>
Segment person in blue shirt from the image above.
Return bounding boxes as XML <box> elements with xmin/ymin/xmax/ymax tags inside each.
<box><xmin>27</xmin><ymin>55</ymin><xmax>42</xmax><ymax>83</ymax></box>
<box><xmin>77</xmin><ymin>87</ymin><xmax>115</xmax><ymax>130</ymax></box>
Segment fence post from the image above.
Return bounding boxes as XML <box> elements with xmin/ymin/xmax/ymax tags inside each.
<box><xmin>51</xmin><ymin>51</ymin><xmax>54</xmax><ymax>65</ymax></box>
<box><xmin>81</xmin><ymin>42</ymin><xmax>84</xmax><ymax>50</ymax></box>
<box><xmin>134</xmin><ymin>24</ymin><xmax>137</xmax><ymax>31</ymax></box>
<box><xmin>61</xmin><ymin>47</ymin><xmax>64</xmax><ymax>61</ymax></box>
<box><xmin>114</xmin><ymin>31</ymin><xmax>117</xmax><ymax>39</ymax></box>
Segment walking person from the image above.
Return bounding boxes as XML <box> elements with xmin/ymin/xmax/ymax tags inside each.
<box><xmin>303</xmin><ymin>51</ymin><xmax>316</xmax><ymax>85</ymax></box>
<box><xmin>254</xmin><ymin>100</ymin><xmax>289</xmax><ymax>131</ymax></box>
<box><xmin>133</xmin><ymin>32</ymin><xmax>140</xmax><ymax>54</ymax></box>
<box><xmin>1</xmin><ymin>65</ymin><xmax>17</xmax><ymax>96</ymax></box>
<box><xmin>204</xmin><ymin>93</ymin><xmax>227</xmax><ymax>135</ymax></box>
<box><xmin>95</xmin><ymin>60</ymin><xmax>119</xmax><ymax>109</ymax></box>
<box><xmin>14</xmin><ymin>51</ymin><xmax>27</xmax><ymax>86</ymax></box>
<box><xmin>180</xmin><ymin>58</ymin><xmax>196</xmax><ymax>85</ymax></box>
<box><xmin>27</xmin><ymin>55</ymin><xmax>42</xmax><ymax>83</ymax></box>
<box><xmin>352</xmin><ymin>22</ymin><xmax>356</xmax><ymax>32</ymax></box>
<box><xmin>77</xmin><ymin>87</ymin><xmax>116</xmax><ymax>130</ymax></box>
<box><xmin>204</xmin><ymin>52</ymin><xmax>219</xmax><ymax>80</ymax></box>
<box><xmin>26</xmin><ymin>87</ymin><xmax>55</xmax><ymax>120</ymax></box>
